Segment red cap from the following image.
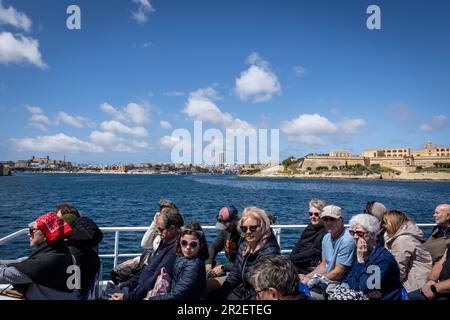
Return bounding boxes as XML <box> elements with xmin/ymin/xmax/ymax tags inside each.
<box><xmin>35</xmin><ymin>211</ymin><xmax>70</xmax><ymax>245</ymax></box>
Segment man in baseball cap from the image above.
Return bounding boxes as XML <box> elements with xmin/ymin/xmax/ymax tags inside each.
<box><xmin>215</xmin><ymin>206</ymin><xmax>239</xmax><ymax>230</ymax></box>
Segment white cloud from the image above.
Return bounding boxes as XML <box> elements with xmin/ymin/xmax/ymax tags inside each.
<box><xmin>235</xmin><ymin>52</ymin><xmax>281</xmax><ymax>103</ymax></box>
<box><xmin>184</xmin><ymin>87</ymin><xmax>253</xmax><ymax>131</ymax></box>
<box><xmin>0</xmin><ymin>1</ymin><xmax>32</xmax><ymax>32</ymax></box>
<box><xmin>338</xmin><ymin>118</ymin><xmax>367</xmax><ymax>134</ymax></box>
<box><xmin>55</xmin><ymin>111</ymin><xmax>95</xmax><ymax>128</ymax></box>
<box><xmin>0</xmin><ymin>31</ymin><xmax>47</xmax><ymax>68</ymax></box>
<box><xmin>99</xmin><ymin>102</ymin><xmax>150</xmax><ymax>126</ymax></box>
<box><xmin>100</xmin><ymin>120</ymin><xmax>149</xmax><ymax>137</ymax></box>
<box><xmin>159</xmin><ymin>135</ymin><xmax>182</xmax><ymax>149</ymax></box>
<box><xmin>28</xmin><ymin>122</ymin><xmax>47</xmax><ymax>132</ymax></box>
<box><xmin>281</xmin><ymin>114</ymin><xmax>366</xmax><ymax>147</ymax></box>
<box><xmin>26</xmin><ymin>105</ymin><xmax>42</xmax><ymax>114</ymax></box>
<box><xmin>30</xmin><ymin>113</ymin><xmax>50</xmax><ymax>124</ymax></box>
<box><xmin>89</xmin><ymin>131</ymin><xmax>121</xmax><ymax>146</ymax></box>
<box><xmin>420</xmin><ymin>115</ymin><xmax>448</xmax><ymax>132</ymax></box>
<box><xmin>164</xmin><ymin>91</ymin><xmax>184</xmax><ymax>97</ymax></box>
<box><xmin>160</xmin><ymin>120</ymin><xmax>172</xmax><ymax>130</ymax></box>
<box><xmin>130</xmin><ymin>140</ymin><xmax>150</xmax><ymax>149</ymax></box>
<box><xmin>293</xmin><ymin>65</ymin><xmax>308</xmax><ymax>77</ymax></box>
<box><xmin>11</xmin><ymin>133</ymin><xmax>103</xmax><ymax>153</ymax></box>
<box><xmin>131</xmin><ymin>0</ymin><xmax>155</xmax><ymax>24</ymax></box>
<box><xmin>89</xmin><ymin>131</ymin><xmax>149</xmax><ymax>153</ymax></box>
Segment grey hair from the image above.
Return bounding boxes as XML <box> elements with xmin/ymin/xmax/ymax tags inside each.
<box><xmin>249</xmin><ymin>255</ymin><xmax>299</xmax><ymax>297</ymax></box>
<box><xmin>238</xmin><ymin>207</ymin><xmax>271</xmax><ymax>236</ymax></box>
<box><xmin>159</xmin><ymin>199</ymin><xmax>178</xmax><ymax>210</ymax></box>
<box><xmin>160</xmin><ymin>206</ymin><xmax>184</xmax><ymax>229</ymax></box>
<box><xmin>309</xmin><ymin>199</ymin><xmax>326</xmax><ymax>212</ymax></box>
<box><xmin>349</xmin><ymin>214</ymin><xmax>380</xmax><ymax>239</ymax></box>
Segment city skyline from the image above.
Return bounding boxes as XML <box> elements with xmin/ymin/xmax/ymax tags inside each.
<box><xmin>1</xmin><ymin>0</ymin><xmax>450</xmax><ymax>164</ymax></box>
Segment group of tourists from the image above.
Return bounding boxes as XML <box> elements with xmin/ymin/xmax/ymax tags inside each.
<box><xmin>1</xmin><ymin>200</ymin><xmax>449</xmax><ymax>301</ymax></box>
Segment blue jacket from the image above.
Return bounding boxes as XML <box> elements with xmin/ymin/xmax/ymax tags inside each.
<box><xmin>343</xmin><ymin>243</ymin><xmax>402</xmax><ymax>300</ymax></box>
<box><xmin>150</xmin><ymin>255</ymin><xmax>206</xmax><ymax>300</ymax></box>
<box><xmin>217</xmin><ymin>231</ymin><xmax>280</xmax><ymax>300</ymax></box>
<box><xmin>122</xmin><ymin>238</ymin><xmax>177</xmax><ymax>300</ymax></box>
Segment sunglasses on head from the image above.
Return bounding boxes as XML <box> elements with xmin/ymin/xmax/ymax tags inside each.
<box><xmin>309</xmin><ymin>211</ymin><xmax>320</xmax><ymax>217</ymax></box>
<box><xmin>240</xmin><ymin>225</ymin><xmax>260</xmax><ymax>233</ymax></box>
<box><xmin>349</xmin><ymin>230</ymin><xmax>366</xmax><ymax>237</ymax></box>
<box><xmin>180</xmin><ymin>238</ymin><xmax>199</xmax><ymax>248</ymax></box>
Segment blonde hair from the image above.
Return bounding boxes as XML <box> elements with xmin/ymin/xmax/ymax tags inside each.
<box><xmin>238</xmin><ymin>207</ymin><xmax>271</xmax><ymax>237</ymax></box>
<box><xmin>309</xmin><ymin>199</ymin><xmax>326</xmax><ymax>212</ymax></box>
<box><xmin>383</xmin><ymin>210</ymin><xmax>411</xmax><ymax>236</ymax></box>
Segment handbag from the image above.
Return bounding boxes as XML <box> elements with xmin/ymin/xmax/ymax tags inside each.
<box><xmin>145</xmin><ymin>267</ymin><xmax>171</xmax><ymax>299</ymax></box>
<box><xmin>328</xmin><ymin>286</ymin><xmax>369</xmax><ymax>300</ymax></box>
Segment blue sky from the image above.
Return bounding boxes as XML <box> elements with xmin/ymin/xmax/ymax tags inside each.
<box><xmin>1</xmin><ymin>0</ymin><xmax>449</xmax><ymax>164</ymax></box>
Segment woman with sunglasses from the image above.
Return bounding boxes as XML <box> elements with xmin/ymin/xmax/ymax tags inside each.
<box><xmin>215</xmin><ymin>207</ymin><xmax>280</xmax><ymax>300</ymax></box>
<box><xmin>148</xmin><ymin>222</ymin><xmax>209</xmax><ymax>300</ymax></box>
<box><xmin>290</xmin><ymin>199</ymin><xmax>327</xmax><ymax>274</ymax></box>
<box><xmin>329</xmin><ymin>214</ymin><xmax>402</xmax><ymax>300</ymax></box>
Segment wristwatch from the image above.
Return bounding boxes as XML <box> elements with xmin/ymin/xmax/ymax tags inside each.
<box><xmin>430</xmin><ymin>284</ymin><xmax>438</xmax><ymax>295</ymax></box>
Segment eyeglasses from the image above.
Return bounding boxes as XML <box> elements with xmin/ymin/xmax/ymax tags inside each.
<box><xmin>349</xmin><ymin>230</ymin><xmax>366</xmax><ymax>237</ymax></box>
<box><xmin>240</xmin><ymin>225</ymin><xmax>260</xmax><ymax>233</ymax></box>
<box><xmin>29</xmin><ymin>227</ymin><xmax>38</xmax><ymax>236</ymax></box>
<box><xmin>309</xmin><ymin>211</ymin><xmax>320</xmax><ymax>217</ymax></box>
<box><xmin>322</xmin><ymin>217</ymin><xmax>337</xmax><ymax>222</ymax></box>
<box><xmin>180</xmin><ymin>238</ymin><xmax>199</xmax><ymax>248</ymax></box>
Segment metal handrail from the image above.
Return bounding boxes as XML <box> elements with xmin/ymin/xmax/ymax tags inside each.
<box><xmin>0</xmin><ymin>223</ymin><xmax>437</xmax><ymax>268</ymax></box>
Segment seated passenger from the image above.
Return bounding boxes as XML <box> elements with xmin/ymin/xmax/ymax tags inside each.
<box><xmin>409</xmin><ymin>244</ymin><xmax>450</xmax><ymax>300</ymax></box>
<box><xmin>299</xmin><ymin>205</ymin><xmax>356</xmax><ymax>299</ymax></box>
<box><xmin>330</xmin><ymin>214</ymin><xmax>402</xmax><ymax>300</ymax></box>
<box><xmin>110</xmin><ymin>199</ymin><xmax>177</xmax><ymax>285</ymax></box>
<box><xmin>0</xmin><ymin>212</ymin><xmax>79</xmax><ymax>300</ymax></box>
<box><xmin>290</xmin><ymin>199</ymin><xmax>327</xmax><ymax>274</ymax></box>
<box><xmin>383</xmin><ymin>210</ymin><xmax>432</xmax><ymax>293</ymax></box>
<box><xmin>205</xmin><ymin>206</ymin><xmax>241</xmax><ymax>297</ymax></box>
<box><xmin>424</xmin><ymin>204</ymin><xmax>450</xmax><ymax>263</ymax></box>
<box><xmin>148</xmin><ymin>222</ymin><xmax>208</xmax><ymax>300</ymax></box>
<box><xmin>216</xmin><ymin>207</ymin><xmax>281</xmax><ymax>300</ymax></box>
<box><xmin>110</xmin><ymin>206</ymin><xmax>183</xmax><ymax>300</ymax></box>
<box><xmin>364</xmin><ymin>201</ymin><xmax>388</xmax><ymax>245</ymax></box>
<box><xmin>250</xmin><ymin>254</ymin><xmax>306</xmax><ymax>300</ymax></box>
<box><xmin>56</xmin><ymin>203</ymin><xmax>103</xmax><ymax>299</ymax></box>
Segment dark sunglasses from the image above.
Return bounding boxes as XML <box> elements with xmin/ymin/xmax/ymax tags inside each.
<box><xmin>349</xmin><ymin>230</ymin><xmax>366</xmax><ymax>237</ymax></box>
<box><xmin>29</xmin><ymin>227</ymin><xmax>38</xmax><ymax>235</ymax></box>
<box><xmin>322</xmin><ymin>217</ymin><xmax>337</xmax><ymax>222</ymax></box>
<box><xmin>180</xmin><ymin>238</ymin><xmax>199</xmax><ymax>248</ymax></box>
<box><xmin>240</xmin><ymin>225</ymin><xmax>260</xmax><ymax>233</ymax></box>
<box><xmin>309</xmin><ymin>211</ymin><xmax>320</xmax><ymax>217</ymax></box>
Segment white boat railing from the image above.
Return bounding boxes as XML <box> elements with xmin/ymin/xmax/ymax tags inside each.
<box><xmin>0</xmin><ymin>224</ymin><xmax>437</xmax><ymax>268</ymax></box>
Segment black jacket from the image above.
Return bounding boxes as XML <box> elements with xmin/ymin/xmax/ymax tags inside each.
<box><xmin>289</xmin><ymin>223</ymin><xmax>326</xmax><ymax>274</ymax></box>
<box><xmin>150</xmin><ymin>255</ymin><xmax>206</xmax><ymax>300</ymax></box>
<box><xmin>66</xmin><ymin>216</ymin><xmax>103</xmax><ymax>296</ymax></box>
<box><xmin>217</xmin><ymin>231</ymin><xmax>280</xmax><ymax>300</ymax></box>
<box><xmin>206</xmin><ymin>228</ymin><xmax>241</xmax><ymax>272</ymax></box>
<box><xmin>123</xmin><ymin>238</ymin><xmax>177</xmax><ymax>300</ymax></box>
<box><xmin>11</xmin><ymin>240</ymin><xmax>75</xmax><ymax>295</ymax></box>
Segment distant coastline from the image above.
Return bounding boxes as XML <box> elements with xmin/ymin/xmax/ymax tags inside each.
<box><xmin>239</xmin><ymin>170</ymin><xmax>450</xmax><ymax>181</ymax></box>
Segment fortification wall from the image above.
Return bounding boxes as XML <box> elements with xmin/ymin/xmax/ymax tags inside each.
<box><xmin>301</xmin><ymin>157</ymin><xmax>365</xmax><ymax>170</ymax></box>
